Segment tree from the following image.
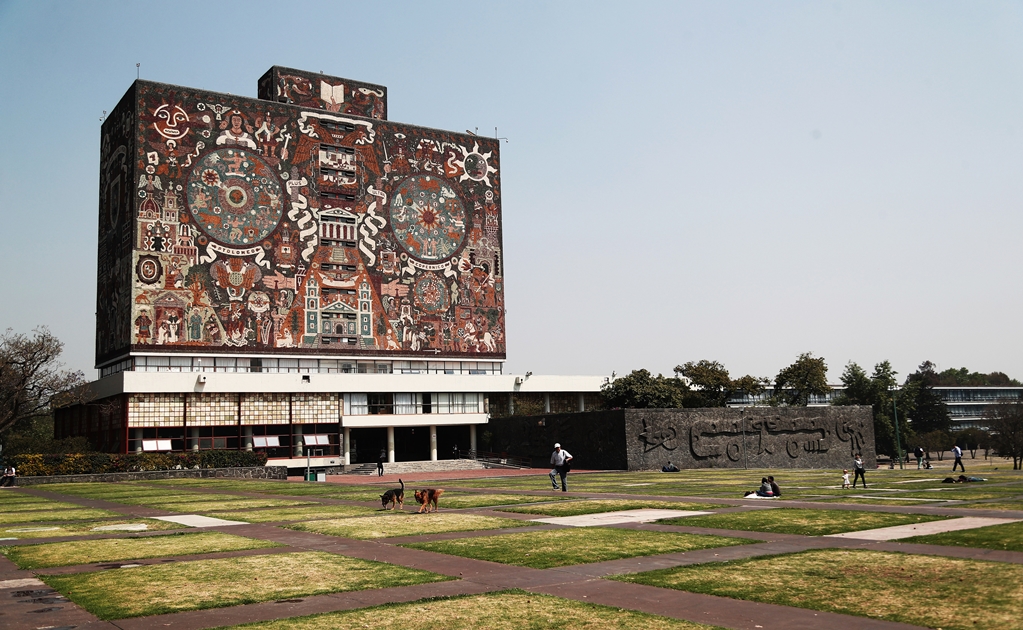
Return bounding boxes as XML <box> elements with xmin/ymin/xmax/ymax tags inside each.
<box><xmin>601</xmin><ymin>369</ymin><xmax>688</xmax><ymax>409</ymax></box>
<box><xmin>919</xmin><ymin>430</ymin><xmax>952</xmax><ymax>461</ymax></box>
<box><xmin>953</xmin><ymin>427</ymin><xmax>989</xmax><ymax>459</ymax></box>
<box><xmin>903</xmin><ymin>361</ymin><xmax>952</xmax><ymax>434</ymax></box>
<box><xmin>985</xmin><ymin>401</ymin><xmax>1023</xmax><ymax>470</ymax></box>
<box><xmin>833</xmin><ymin>360</ymin><xmax>914</xmax><ymax>458</ymax></box>
<box><xmin>0</xmin><ymin>328</ymin><xmax>85</xmax><ymax>439</ymax></box>
<box><xmin>934</xmin><ymin>367</ymin><xmax>1021</xmax><ymax>387</ymax></box>
<box><xmin>773</xmin><ymin>352</ymin><xmax>829</xmax><ymax>406</ymax></box>
<box><xmin>674</xmin><ymin>360</ymin><xmax>770</xmax><ymax>408</ymax></box>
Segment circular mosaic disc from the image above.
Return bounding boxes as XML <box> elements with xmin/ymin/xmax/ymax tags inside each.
<box><xmin>390</xmin><ymin>175</ymin><xmax>467</xmax><ymax>262</ymax></box>
<box><xmin>186</xmin><ymin>149</ymin><xmax>284</xmax><ymax>246</ymax></box>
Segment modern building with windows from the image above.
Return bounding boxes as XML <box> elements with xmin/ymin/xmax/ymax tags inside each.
<box><xmin>56</xmin><ymin>67</ymin><xmax>603</xmax><ymax>468</ymax></box>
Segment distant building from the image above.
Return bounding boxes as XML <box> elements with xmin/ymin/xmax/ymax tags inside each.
<box><xmin>56</xmin><ymin>67</ymin><xmax>603</xmax><ymax>467</ymax></box>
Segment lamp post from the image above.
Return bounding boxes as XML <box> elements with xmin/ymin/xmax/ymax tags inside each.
<box><xmin>892</xmin><ymin>385</ymin><xmax>904</xmax><ymax>470</ymax></box>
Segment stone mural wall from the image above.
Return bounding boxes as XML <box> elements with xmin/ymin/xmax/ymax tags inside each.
<box><xmin>625</xmin><ymin>407</ymin><xmax>875</xmax><ymax>470</ymax></box>
<box><xmin>487</xmin><ymin>406</ymin><xmax>875</xmax><ymax>471</ymax></box>
<box><xmin>96</xmin><ymin>69</ymin><xmax>503</xmax><ymax>367</ymax></box>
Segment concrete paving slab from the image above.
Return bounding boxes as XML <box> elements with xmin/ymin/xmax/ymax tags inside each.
<box><xmin>152</xmin><ymin>514</ymin><xmax>247</xmax><ymax>527</ymax></box>
<box><xmin>0</xmin><ymin>578</ymin><xmax>44</xmax><ymax>589</ymax></box>
<box><xmin>532</xmin><ymin>509</ymin><xmax>713</xmax><ymax>527</ymax></box>
<box><xmin>826</xmin><ymin>516</ymin><xmax>1022</xmax><ymax>541</ymax></box>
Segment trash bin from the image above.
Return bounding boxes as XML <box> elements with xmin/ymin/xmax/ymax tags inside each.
<box><xmin>316</xmin><ymin>471</ymin><xmax>326</xmax><ymax>482</ymax></box>
<box><xmin>306</xmin><ymin>471</ymin><xmax>316</xmax><ymax>481</ymax></box>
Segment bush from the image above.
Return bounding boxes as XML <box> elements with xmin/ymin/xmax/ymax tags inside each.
<box><xmin>11</xmin><ymin>451</ymin><xmax>268</xmax><ymax>476</ymax></box>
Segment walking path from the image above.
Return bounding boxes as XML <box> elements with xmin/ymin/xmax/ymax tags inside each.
<box><xmin>3</xmin><ymin>474</ymin><xmax>1022</xmax><ymax>630</ymax></box>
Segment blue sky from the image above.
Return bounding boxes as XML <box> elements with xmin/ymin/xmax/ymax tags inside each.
<box><xmin>1</xmin><ymin>1</ymin><xmax>1022</xmax><ymax>383</ymax></box>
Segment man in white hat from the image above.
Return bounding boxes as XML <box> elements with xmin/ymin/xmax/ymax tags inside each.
<box><xmin>549</xmin><ymin>442</ymin><xmax>573</xmax><ymax>492</ymax></box>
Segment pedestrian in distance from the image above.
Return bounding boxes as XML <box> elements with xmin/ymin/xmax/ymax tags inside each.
<box><xmin>952</xmin><ymin>444</ymin><xmax>965</xmax><ymax>472</ymax></box>
<box><xmin>549</xmin><ymin>443</ymin><xmax>573</xmax><ymax>492</ymax></box>
<box><xmin>841</xmin><ymin>469</ymin><xmax>850</xmax><ymax>489</ymax></box>
<box><xmin>852</xmin><ymin>454</ymin><xmax>867</xmax><ymax>488</ymax></box>
<box><xmin>377</xmin><ymin>451</ymin><xmax>385</xmax><ymax>477</ymax></box>
<box><xmin>915</xmin><ymin>446</ymin><xmax>925</xmax><ymax>469</ymax></box>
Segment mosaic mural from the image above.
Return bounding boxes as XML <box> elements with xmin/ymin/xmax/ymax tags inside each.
<box><xmin>258</xmin><ymin>67</ymin><xmax>387</xmax><ymax>120</ymax></box>
<box><xmin>95</xmin><ymin>71</ymin><xmax>504</xmax><ymax>366</ymax></box>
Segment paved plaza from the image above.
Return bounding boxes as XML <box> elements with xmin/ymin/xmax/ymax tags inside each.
<box><xmin>2</xmin><ymin>467</ymin><xmax>1022</xmax><ymax>630</ymax></box>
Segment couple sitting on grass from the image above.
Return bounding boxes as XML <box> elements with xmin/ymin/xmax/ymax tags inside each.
<box><xmin>744</xmin><ymin>475</ymin><xmax>780</xmax><ymax>498</ymax></box>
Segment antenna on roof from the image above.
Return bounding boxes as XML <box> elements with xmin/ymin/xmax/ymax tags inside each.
<box><xmin>100</xmin><ymin>110</ymin><xmax>106</xmax><ymax>123</ymax></box>
<box><xmin>136</xmin><ymin>63</ymin><xmax>140</xmax><ymax>80</ymax></box>
<box><xmin>495</xmin><ymin>127</ymin><xmax>508</xmax><ymax>143</ymax></box>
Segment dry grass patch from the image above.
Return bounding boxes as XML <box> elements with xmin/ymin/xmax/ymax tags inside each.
<box><xmin>217</xmin><ymin>591</ymin><xmax>719</xmax><ymax>630</ymax></box>
<box><xmin>0</xmin><ymin>518</ymin><xmax>184</xmax><ymax>539</ymax></box>
<box><xmin>901</xmin><ymin>520</ymin><xmax>1023</xmax><ymax>552</ymax></box>
<box><xmin>287</xmin><ymin>512</ymin><xmax>529</xmax><ymax>539</ymax></box>
<box><xmin>658</xmin><ymin>508</ymin><xmax>947</xmax><ymax>536</ymax></box>
<box><xmin>209</xmin><ymin>504</ymin><xmax>376</xmax><ymax>522</ymax></box>
<box><xmin>499</xmin><ymin>499</ymin><xmax>722</xmax><ymax>517</ymax></box>
<box><xmin>42</xmin><ymin>551</ymin><xmax>449</xmax><ymax>619</ymax></box>
<box><xmin>432</xmin><ymin>493</ymin><xmax>571</xmax><ymax>509</ymax></box>
<box><xmin>403</xmin><ymin>528</ymin><xmax>748</xmax><ymax>569</ymax></box>
<box><xmin>615</xmin><ymin>549</ymin><xmax>1023</xmax><ymax>630</ymax></box>
<box><xmin>3</xmin><ymin>531</ymin><xmax>280</xmax><ymax>569</ymax></box>
<box><xmin>0</xmin><ymin>508</ymin><xmax>119</xmax><ymax>524</ymax></box>
<box><xmin>143</xmin><ymin>498</ymin><xmax>314</xmax><ymax>513</ymax></box>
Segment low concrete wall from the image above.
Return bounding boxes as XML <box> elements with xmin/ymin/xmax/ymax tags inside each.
<box><xmin>487</xmin><ymin>406</ymin><xmax>875</xmax><ymax>471</ymax></box>
<box><xmin>13</xmin><ymin>466</ymin><xmax>288</xmax><ymax>486</ymax></box>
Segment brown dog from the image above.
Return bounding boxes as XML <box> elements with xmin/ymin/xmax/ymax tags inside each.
<box><xmin>414</xmin><ymin>488</ymin><xmax>444</xmax><ymax>513</ymax></box>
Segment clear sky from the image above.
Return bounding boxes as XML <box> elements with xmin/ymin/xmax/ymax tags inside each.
<box><xmin>1</xmin><ymin>1</ymin><xmax>1021</xmax><ymax>383</ymax></box>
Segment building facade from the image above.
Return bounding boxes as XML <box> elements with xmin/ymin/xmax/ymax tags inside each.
<box><xmin>58</xmin><ymin>67</ymin><xmax>604</xmax><ymax>467</ymax></box>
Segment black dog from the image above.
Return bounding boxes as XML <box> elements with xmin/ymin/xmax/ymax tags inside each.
<box><xmin>381</xmin><ymin>478</ymin><xmax>404</xmax><ymax>510</ymax></box>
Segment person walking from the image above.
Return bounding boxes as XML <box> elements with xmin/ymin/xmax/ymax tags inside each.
<box><xmin>852</xmin><ymin>454</ymin><xmax>867</xmax><ymax>488</ymax></box>
<box><xmin>914</xmin><ymin>446</ymin><xmax>925</xmax><ymax>469</ymax></box>
<box><xmin>549</xmin><ymin>443</ymin><xmax>573</xmax><ymax>492</ymax></box>
<box><xmin>377</xmin><ymin>451</ymin><xmax>385</xmax><ymax>477</ymax></box>
<box><xmin>951</xmin><ymin>444</ymin><xmax>965</xmax><ymax>472</ymax></box>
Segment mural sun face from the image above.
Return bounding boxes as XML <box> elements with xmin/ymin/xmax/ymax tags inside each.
<box><xmin>186</xmin><ymin>149</ymin><xmax>284</xmax><ymax>247</ymax></box>
<box><xmin>389</xmin><ymin>175</ymin><xmax>466</xmax><ymax>262</ymax></box>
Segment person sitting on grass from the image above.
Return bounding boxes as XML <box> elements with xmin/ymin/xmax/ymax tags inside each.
<box><xmin>768</xmin><ymin>475</ymin><xmax>781</xmax><ymax>497</ymax></box>
<box><xmin>661</xmin><ymin>461</ymin><xmax>680</xmax><ymax>473</ymax></box>
<box><xmin>745</xmin><ymin>477</ymin><xmax>775</xmax><ymax>498</ymax></box>
<box><xmin>0</xmin><ymin>465</ymin><xmax>16</xmax><ymax>487</ymax></box>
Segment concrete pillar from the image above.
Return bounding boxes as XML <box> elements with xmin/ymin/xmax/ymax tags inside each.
<box><xmin>133</xmin><ymin>429</ymin><xmax>144</xmax><ymax>453</ymax></box>
<box><xmin>430</xmin><ymin>425</ymin><xmax>438</xmax><ymax>461</ymax></box>
<box><xmin>243</xmin><ymin>426</ymin><xmax>253</xmax><ymax>452</ymax></box>
<box><xmin>469</xmin><ymin>424</ymin><xmax>477</xmax><ymax>453</ymax></box>
<box><xmin>294</xmin><ymin>424</ymin><xmax>303</xmax><ymax>457</ymax></box>
<box><xmin>578</xmin><ymin>393</ymin><xmax>585</xmax><ymax>412</ymax></box>
<box><xmin>387</xmin><ymin>426</ymin><xmax>395</xmax><ymax>463</ymax></box>
<box><xmin>189</xmin><ymin>428</ymin><xmax>200</xmax><ymax>452</ymax></box>
<box><xmin>343</xmin><ymin>426</ymin><xmax>351</xmax><ymax>466</ymax></box>
<box><xmin>544</xmin><ymin>393</ymin><xmax>551</xmax><ymax>413</ymax></box>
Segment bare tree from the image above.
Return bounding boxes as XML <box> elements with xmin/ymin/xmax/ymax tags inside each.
<box><xmin>0</xmin><ymin>328</ymin><xmax>85</xmax><ymax>437</ymax></box>
<box><xmin>985</xmin><ymin>400</ymin><xmax>1023</xmax><ymax>470</ymax></box>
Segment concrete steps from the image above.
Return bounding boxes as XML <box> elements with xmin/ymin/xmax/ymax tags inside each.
<box><xmin>344</xmin><ymin>459</ymin><xmax>488</xmax><ymax>475</ymax></box>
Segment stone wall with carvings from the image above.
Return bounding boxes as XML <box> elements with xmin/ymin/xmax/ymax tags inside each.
<box><xmin>627</xmin><ymin>406</ymin><xmax>875</xmax><ymax>470</ymax></box>
<box><xmin>487</xmin><ymin>406</ymin><xmax>875</xmax><ymax>471</ymax></box>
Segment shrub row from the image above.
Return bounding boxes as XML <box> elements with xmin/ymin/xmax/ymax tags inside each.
<box><xmin>11</xmin><ymin>451</ymin><xmax>268</xmax><ymax>477</ymax></box>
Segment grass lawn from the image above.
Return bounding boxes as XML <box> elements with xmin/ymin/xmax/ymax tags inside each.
<box><xmin>427</xmin><ymin>493</ymin><xmax>569</xmax><ymax>509</ymax></box>
<box><xmin>208</xmin><ymin>504</ymin><xmax>377</xmax><ymax>523</ymax></box>
<box><xmin>403</xmin><ymin>528</ymin><xmax>748</xmax><ymax>569</ymax></box>
<box><xmin>216</xmin><ymin>591</ymin><xmax>719</xmax><ymax>630</ymax></box>
<box><xmin>3</xmin><ymin>531</ymin><xmax>280</xmax><ymax>569</ymax></box>
<box><xmin>658</xmin><ymin>508</ymin><xmax>948</xmax><ymax>536</ymax></box>
<box><xmin>901</xmin><ymin>520</ymin><xmax>1023</xmax><ymax>552</ymax></box>
<box><xmin>815</xmin><ymin>496</ymin><xmax>948</xmax><ymax>506</ymax></box>
<box><xmin>960</xmin><ymin>500</ymin><xmax>1023</xmax><ymax>511</ymax></box>
<box><xmin>0</xmin><ymin>518</ymin><xmax>184</xmax><ymax>539</ymax></box>
<box><xmin>286</xmin><ymin>512</ymin><xmax>530</xmax><ymax>539</ymax></box>
<box><xmin>614</xmin><ymin>549</ymin><xmax>1023</xmax><ymax>630</ymax></box>
<box><xmin>0</xmin><ymin>508</ymin><xmax>120</xmax><ymax>524</ymax></box>
<box><xmin>0</xmin><ymin>499</ymin><xmax>89</xmax><ymax>512</ymax></box>
<box><xmin>42</xmin><ymin>551</ymin><xmax>450</xmax><ymax>619</ymax></box>
<box><xmin>140</xmin><ymin>498</ymin><xmax>315</xmax><ymax>513</ymax></box>
<box><xmin>498</xmin><ymin>500</ymin><xmax>723</xmax><ymax>517</ymax></box>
